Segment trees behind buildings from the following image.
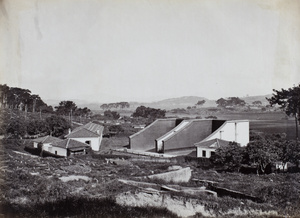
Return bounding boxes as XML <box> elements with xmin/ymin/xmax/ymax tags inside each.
<box><xmin>100</xmin><ymin>102</ymin><xmax>130</xmax><ymax>110</ymax></box>
<box><xmin>216</xmin><ymin>97</ymin><xmax>246</xmax><ymax>108</ymax></box>
<box><xmin>267</xmin><ymin>84</ymin><xmax>300</xmax><ymax>141</ymax></box>
<box><xmin>0</xmin><ymin>84</ymin><xmax>52</xmax><ymax>113</ymax></box>
<box><xmin>132</xmin><ymin>106</ymin><xmax>166</xmax><ymax>119</ymax></box>
<box><xmin>212</xmin><ymin>133</ymin><xmax>300</xmax><ymax>174</ymax></box>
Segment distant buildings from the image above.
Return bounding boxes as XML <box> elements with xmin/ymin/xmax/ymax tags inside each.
<box><xmin>129</xmin><ymin>119</ymin><xmax>249</xmax><ymax>158</ymax></box>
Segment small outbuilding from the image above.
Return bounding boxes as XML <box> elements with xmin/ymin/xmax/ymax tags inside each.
<box><xmin>51</xmin><ymin>138</ymin><xmax>90</xmax><ymax>157</ymax></box>
<box><xmin>32</xmin><ymin>135</ymin><xmax>63</xmax><ymax>153</ymax></box>
<box><xmin>195</xmin><ymin>138</ymin><xmax>230</xmax><ymax>158</ymax></box>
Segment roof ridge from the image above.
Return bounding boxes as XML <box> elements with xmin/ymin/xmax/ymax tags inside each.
<box><xmin>41</xmin><ymin>135</ymin><xmax>49</xmax><ymax>143</ymax></box>
<box><xmin>66</xmin><ymin>138</ymin><xmax>70</xmax><ymax>148</ymax></box>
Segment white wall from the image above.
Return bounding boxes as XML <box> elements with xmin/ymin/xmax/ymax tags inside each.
<box><xmin>197</xmin><ymin>148</ymin><xmax>215</xmax><ymax>158</ymax></box>
<box><xmin>42</xmin><ymin>143</ymin><xmax>52</xmax><ymax>152</ymax></box>
<box><xmin>49</xmin><ymin>146</ymin><xmax>67</xmax><ymax>157</ymax></box>
<box><xmin>205</xmin><ymin>121</ymin><xmax>249</xmax><ymax>146</ymax></box>
<box><xmin>71</xmin><ymin>137</ymin><xmax>101</xmax><ymax>151</ymax></box>
<box><xmin>33</xmin><ymin>142</ymin><xmax>38</xmax><ymax>148</ymax></box>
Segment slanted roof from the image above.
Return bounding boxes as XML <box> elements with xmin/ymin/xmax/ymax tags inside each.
<box><xmin>195</xmin><ymin>138</ymin><xmax>230</xmax><ymax>149</ymax></box>
<box><xmin>73</xmin><ymin>122</ymin><xmax>104</xmax><ymax>134</ymax></box>
<box><xmin>51</xmin><ymin>138</ymin><xmax>90</xmax><ymax>149</ymax></box>
<box><xmin>32</xmin><ymin>135</ymin><xmax>63</xmax><ymax>144</ymax></box>
<box><xmin>65</xmin><ymin>128</ymin><xmax>100</xmax><ymax>138</ymax></box>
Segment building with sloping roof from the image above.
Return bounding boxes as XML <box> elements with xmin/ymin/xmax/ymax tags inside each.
<box><xmin>65</xmin><ymin>122</ymin><xmax>104</xmax><ymax>151</ymax></box>
<box><xmin>195</xmin><ymin>138</ymin><xmax>230</xmax><ymax>158</ymax></box>
<box><xmin>129</xmin><ymin>118</ymin><xmax>183</xmax><ymax>151</ymax></box>
<box><xmin>50</xmin><ymin>138</ymin><xmax>90</xmax><ymax>157</ymax></box>
<box><xmin>129</xmin><ymin>119</ymin><xmax>249</xmax><ymax>157</ymax></box>
<box><xmin>32</xmin><ymin>135</ymin><xmax>63</xmax><ymax>153</ymax></box>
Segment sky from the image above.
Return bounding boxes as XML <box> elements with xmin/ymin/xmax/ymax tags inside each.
<box><xmin>1</xmin><ymin>0</ymin><xmax>300</xmax><ymax>103</ymax></box>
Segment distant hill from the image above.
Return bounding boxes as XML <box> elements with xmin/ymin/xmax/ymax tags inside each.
<box><xmin>241</xmin><ymin>94</ymin><xmax>272</xmax><ymax>106</ymax></box>
<box><xmin>45</xmin><ymin>94</ymin><xmax>273</xmax><ymax>111</ymax></box>
<box><xmin>130</xmin><ymin>96</ymin><xmax>217</xmax><ymax>110</ymax></box>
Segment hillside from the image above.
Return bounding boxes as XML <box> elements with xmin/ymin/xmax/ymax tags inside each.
<box><xmin>45</xmin><ymin>94</ymin><xmax>273</xmax><ymax>111</ymax></box>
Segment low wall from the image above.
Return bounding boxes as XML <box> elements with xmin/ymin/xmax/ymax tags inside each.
<box><xmin>146</xmin><ymin>167</ymin><xmax>192</xmax><ymax>183</ymax></box>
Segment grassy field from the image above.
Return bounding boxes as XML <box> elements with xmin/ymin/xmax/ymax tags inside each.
<box><xmin>1</xmin><ymin>140</ymin><xmax>300</xmax><ymax>217</ymax></box>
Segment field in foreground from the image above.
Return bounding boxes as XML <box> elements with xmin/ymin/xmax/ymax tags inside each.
<box><xmin>1</xmin><ymin>139</ymin><xmax>300</xmax><ymax>218</ymax></box>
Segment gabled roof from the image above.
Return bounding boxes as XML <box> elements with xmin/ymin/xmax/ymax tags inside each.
<box><xmin>32</xmin><ymin>135</ymin><xmax>63</xmax><ymax>144</ymax></box>
<box><xmin>65</xmin><ymin>128</ymin><xmax>100</xmax><ymax>138</ymax></box>
<box><xmin>73</xmin><ymin>122</ymin><xmax>104</xmax><ymax>134</ymax></box>
<box><xmin>195</xmin><ymin>138</ymin><xmax>230</xmax><ymax>149</ymax></box>
<box><xmin>51</xmin><ymin>138</ymin><xmax>90</xmax><ymax>149</ymax></box>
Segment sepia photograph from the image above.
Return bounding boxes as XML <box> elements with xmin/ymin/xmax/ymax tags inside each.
<box><xmin>1</xmin><ymin>0</ymin><xmax>300</xmax><ymax>217</ymax></box>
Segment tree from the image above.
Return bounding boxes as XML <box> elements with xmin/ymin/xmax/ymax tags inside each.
<box><xmin>55</xmin><ymin>101</ymin><xmax>77</xmax><ymax>116</ymax></box>
<box><xmin>132</xmin><ymin>106</ymin><xmax>166</xmax><ymax>119</ymax></box>
<box><xmin>216</xmin><ymin>97</ymin><xmax>246</xmax><ymax>108</ymax></box>
<box><xmin>277</xmin><ymin>140</ymin><xmax>300</xmax><ymax>168</ymax></box>
<box><xmin>246</xmin><ymin>139</ymin><xmax>280</xmax><ymax>174</ymax></box>
<box><xmin>252</xmin><ymin>100</ymin><xmax>262</xmax><ymax>106</ymax></box>
<box><xmin>6</xmin><ymin>117</ymin><xmax>27</xmax><ymax>138</ymax></box>
<box><xmin>45</xmin><ymin>115</ymin><xmax>70</xmax><ymax>137</ymax></box>
<box><xmin>27</xmin><ymin>120</ymin><xmax>49</xmax><ymax>135</ymax></box>
<box><xmin>211</xmin><ymin>142</ymin><xmax>246</xmax><ymax>172</ymax></box>
<box><xmin>196</xmin><ymin>100</ymin><xmax>206</xmax><ymax>107</ymax></box>
<box><xmin>216</xmin><ymin>98</ymin><xmax>227</xmax><ymax>108</ymax></box>
<box><xmin>104</xmin><ymin>110</ymin><xmax>120</xmax><ymax>120</ymax></box>
<box><xmin>267</xmin><ymin>84</ymin><xmax>300</xmax><ymax>141</ymax></box>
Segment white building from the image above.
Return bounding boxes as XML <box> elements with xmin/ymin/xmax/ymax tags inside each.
<box><xmin>195</xmin><ymin>120</ymin><xmax>249</xmax><ymax>158</ymax></box>
<box><xmin>65</xmin><ymin>122</ymin><xmax>104</xmax><ymax>151</ymax></box>
<box><xmin>32</xmin><ymin>135</ymin><xmax>63</xmax><ymax>153</ymax></box>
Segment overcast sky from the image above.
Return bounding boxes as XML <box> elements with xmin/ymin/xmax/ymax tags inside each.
<box><xmin>1</xmin><ymin>0</ymin><xmax>300</xmax><ymax>103</ymax></box>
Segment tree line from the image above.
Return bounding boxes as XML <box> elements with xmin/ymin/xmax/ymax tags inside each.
<box><xmin>100</xmin><ymin>102</ymin><xmax>130</xmax><ymax>110</ymax></box>
<box><xmin>212</xmin><ymin>133</ymin><xmax>300</xmax><ymax>174</ymax></box>
<box><xmin>0</xmin><ymin>84</ymin><xmax>52</xmax><ymax>113</ymax></box>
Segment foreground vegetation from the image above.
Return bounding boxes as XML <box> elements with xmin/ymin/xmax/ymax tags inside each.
<box><xmin>1</xmin><ymin>138</ymin><xmax>300</xmax><ymax>217</ymax></box>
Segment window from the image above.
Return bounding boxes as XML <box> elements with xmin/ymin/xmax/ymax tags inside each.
<box><xmin>55</xmin><ymin>151</ymin><xmax>57</xmax><ymax>155</ymax></box>
<box><xmin>202</xmin><ymin>150</ymin><xmax>206</xmax><ymax>157</ymax></box>
<box><xmin>85</xmin><ymin>140</ymin><xmax>91</xmax><ymax>145</ymax></box>
<box><xmin>211</xmin><ymin>151</ymin><xmax>215</xmax><ymax>157</ymax></box>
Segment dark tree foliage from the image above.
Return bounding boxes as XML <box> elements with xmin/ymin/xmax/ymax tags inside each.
<box><xmin>252</xmin><ymin>100</ymin><xmax>262</xmax><ymax>106</ymax></box>
<box><xmin>211</xmin><ymin>142</ymin><xmax>246</xmax><ymax>172</ymax></box>
<box><xmin>74</xmin><ymin>107</ymin><xmax>92</xmax><ymax>118</ymax></box>
<box><xmin>45</xmin><ymin>115</ymin><xmax>70</xmax><ymax>137</ymax></box>
<box><xmin>55</xmin><ymin>101</ymin><xmax>77</xmax><ymax>116</ymax></box>
<box><xmin>27</xmin><ymin>120</ymin><xmax>49</xmax><ymax>135</ymax></box>
<box><xmin>108</xmin><ymin>125</ymin><xmax>124</xmax><ymax>134</ymax></box>
<box><xmin>132</xmin><ymin>106</ymin><xmax>166</xmax><ymax>119</ymax></box>
<box><xmin>100</xmin><ymin>102</ymin><xmax>130</xmax><ymax>110</ymax></box>
<box><xmin>0</xmin><ymin>84</ymin><xmax>49</xmax><ymax>112</ymax></box>
<box><xmin>104</xmin><ymin>110</ymin><xmax>120</xmax><ymax>120</ymax></box>
<box><xmin>216</xmin><ymin>97</ymin><xmax>246</xmax><ymax>108</ymax></box>
<box><xmin>5</xmin><ymin>117</ymin><xmax>27</xmax><ymax>138</ymax></box>
<box><xmin>246</xmin><ymin>139</ymin><xmax>280</xmax><ymax>174</ymax></box>
<box><xmin>195</xmin><ymin>100</ymin><xmax>206</xmax><ymax>106</ymax></box>
<box><xmin>267</xmin><ymin>84</ymin><xmax>300</xmax><ymax>141</ymax></box>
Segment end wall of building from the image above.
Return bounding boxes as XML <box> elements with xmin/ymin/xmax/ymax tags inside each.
<box><xmin>204</xmin><ymin>120</ymin><xmax>249</xmax><ymax>146</ymax></box>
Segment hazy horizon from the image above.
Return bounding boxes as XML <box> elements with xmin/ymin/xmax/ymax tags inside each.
<box><xmin>1</xmin><ymin>0</ymin><xmax>300</xmax><ymax>103</ymax></box>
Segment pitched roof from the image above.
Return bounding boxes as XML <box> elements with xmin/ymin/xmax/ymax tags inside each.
<box><xmin>65</xmin><ymin>128</ymin><xmax>100</xmax><ymax>138</ymax></box>
<box><xmin>195</xmin><ymin>138</ymin><xmax>230</xmax><ymax>149</ymax></box>
<box><xmin>73</xmin><ymin>122</ymin><xmax>104</xmax><ymax>134</ymax></box>
<box><xmin>32</xmin><ymin>135</ymin><xmax>63</xmax><ymax>144</ymax></box>
<box><xmin>51</xmin><ymin>138</ymin><xmax>90</xmax><ymax>149</ymax></box>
